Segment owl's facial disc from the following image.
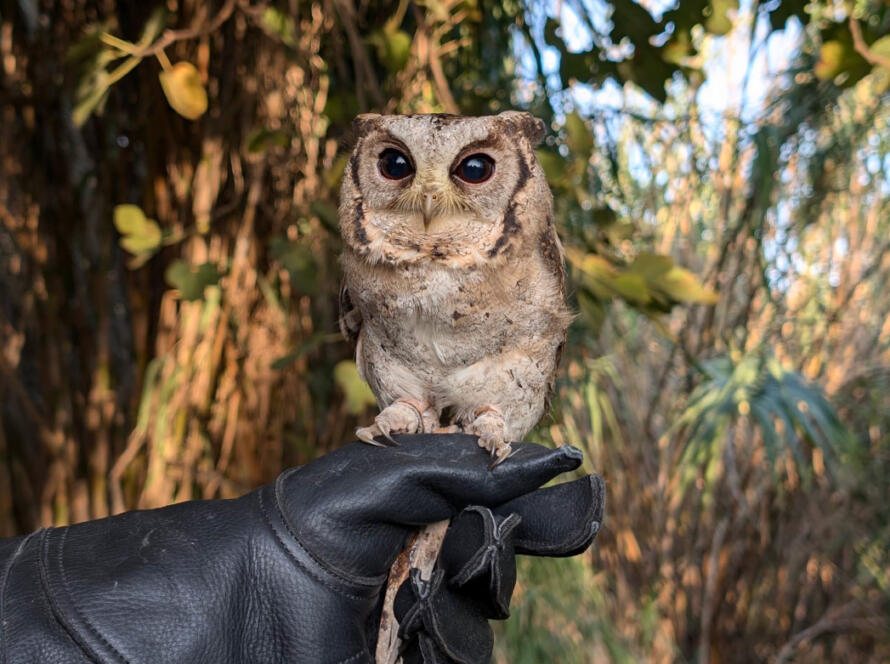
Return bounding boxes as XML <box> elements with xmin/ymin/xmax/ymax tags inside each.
<box><xmin>345</xmin><ymin>114</ymin><xmax>545</xmax><ymax>260</ymax></box>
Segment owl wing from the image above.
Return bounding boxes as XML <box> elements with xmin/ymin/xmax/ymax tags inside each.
<box><xmin>539</xmin><ymin>224</ymin><xmax>567</xmax><ymax>300</ymax></box>
<box><xmin>540</xmin><ymin>225</ymin><xmax>568</xmax><ymax>409</ymax></box>
<box><xmin>338</xmin><ymin>282</ymin><xmax>362</xmax><ymax>347</ymax></box>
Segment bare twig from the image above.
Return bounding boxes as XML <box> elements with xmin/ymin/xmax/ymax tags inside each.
<box><xmin>333</xmin><ymin>0</ymin><xmax>384</xmax><ymax>108</ymax></box>
<box><xmin>774</xmin><ymin>602</ymin><xmax>879</xmax><ymax>664</ymax></box>
<box><xmin>849</xmin><ymin>16</ymin><xmax>890</xmax><ymax>71</ymax></box>
<box><xmin>413</xmin><ymin>5</ymin><xmax>459</xmax><ymax>114</ymax></box>
<box><xmin>0</xmin><ymin>353</ymin><xmax>63</xmax><ymax>454</ymax></box>
<box><xmin>697</xmin><ymin>518</ymin><xmax>729</xmax><ymax>664</ymax></box>
<box><xmin>139</xmin><ymin>0</ymin><xmax>239</xmax><ymax>57</ymax></box>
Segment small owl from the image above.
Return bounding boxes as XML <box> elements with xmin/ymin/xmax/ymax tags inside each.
<box><xmin>338</xmin><ymin>112</ymin><xmax>572</xmax><ymax>465</ymax></box>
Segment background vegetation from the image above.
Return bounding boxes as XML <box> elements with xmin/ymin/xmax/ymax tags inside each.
<box><xmin>1</xmin><ymin>0</ymin><xmax>888</xmax><ymax>661</ymax></box>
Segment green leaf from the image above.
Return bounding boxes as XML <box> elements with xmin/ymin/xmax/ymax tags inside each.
<box><xmin>113</xmin><ymin>204</ymin><xmax>149</xmax><ymax>235</ymax></box>
<box><xmin>629</xmin><ymin>252</ymin><xmax>673</xmax><ymax>279</ymax></box>
<box><xmin>663</xmin><ymin>29</ymin><xmax>694</xmax><ymax>66</ymax></box>
<box><xmin>270</xmin><ymin>333</ymin><xmax>331</xmax><ymax>369</ymax></box>
<box><xmin>869</xmin><ymin>36</ymin><xmax>890</xmax><ymax>62</ymax></box>
<box><xmin>246</xmin><ymin>127</ymin><xmax>291</xmax><ymax>153</ymax></box>
<box><xmin>535</xmin><ymin>150</ymin><xmax>567</xmax><ymax>188</ymax></box>
<box><xmin>269</xmin><ymin>237</ymin><xmax>319</xmax><ymax>294</ymax></box>
<box><xmin>261</xmin><ymin>7</ymin><xmax>297</xmax><ymax>47</ymax></box>
<box><xmin>324</xmin><ymin>153</ymin><xmax>351</xmax><ymax>191</ymax></box>
<box><xmin>610</xmin><ymin>273</ymin><xmax>650</xmax><ymax>304</ymax></box>
<box><xmin>309</xmin><ymin>200</ymin><xmax>340</xmax><ymax>234</ymax></box>
<box><xmin>815</xmin><ymin>41</ymin><xmax>846</xmax><ymax>81</ymax></box>
<box><xmin>334</xmin><ymin>360</ymin><xmax>377</xmax><ymax>414</ymax></box>
<box><xmin>658</xmin><ymin>266</ymin><xmax>718</xmax><ymax>304</ymax></box>
<box><xmin>164</xmin><ymin>260</ymin><xmax>222</xmax><ymax>301</ymax></box>
<box><xmin>159</xmin><ymin>62</ymin><xmax>208</xmax><ymax>120</ymax></box>
<box><xmin>705</xmin><ymin>0</ymin><xmax>737</xmax><ymax>36</ymax></box>
<box><xmin>113</xmin><ymin>205</ymin><xmax>162</xmax><ymax>257</ymax></box>
<box><xmin>564</xmin><ymin>112</ymin><xmax>593</xmax><ymax>157</ymax></box>
<box><xmin>367</xmin><ymin>27</ymin><xmax>413</xmax><ymax>72</ymax></box>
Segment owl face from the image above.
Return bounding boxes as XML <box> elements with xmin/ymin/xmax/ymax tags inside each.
<box><xmin>341</xmin><ymin>112</ymin><xmax>547</xmax><ymax>265</ymax></box>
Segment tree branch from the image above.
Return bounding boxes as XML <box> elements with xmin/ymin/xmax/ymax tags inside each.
<box><xmin>849</xmin><ymin>16</ymin><xmax>890</xmax><ymax>71</ymax></box>
<box><xmin>139</xmin><ymin>0</ymin><xmax>239</xmax><ymax>57</ymax></box>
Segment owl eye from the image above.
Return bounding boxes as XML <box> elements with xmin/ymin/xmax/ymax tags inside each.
<box><xmin>454</xmin><ymin>154</ymin><xmax>495</xmax><ymax>183</ymax></box>
<box><xmin>378</xmin><ymin>149</ymin><xmax>414</xmax><ymax>180</ymax></box>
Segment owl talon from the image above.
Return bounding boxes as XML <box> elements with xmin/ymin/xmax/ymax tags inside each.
<box><xmin>488</xmin><ymin>445</ymin><xmax>513</xmax><ymax>469</ymax></box>
<box><xmin>356</xmin><ymin>424</ymin><xmax>397</xmax><ymax>447</ymax></box>
<box><xmin>464</xmin><ymin>405</ymin><xmax>513</xmax><ymax>470</ymax></box>
<box><xmin>377</xmin><ymin>420</ymin><xmax>400</xmax><ymax>446</ymax></box>
<box><xmin>356</xmin><ymin>398</ymin><xmax>429</xmax><ymax>446</ymax></box>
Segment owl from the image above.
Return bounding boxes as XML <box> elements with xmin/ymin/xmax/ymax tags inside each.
<box><xmin>338</xmin><ymin>111</ymin><xmax>572</xmax><ymax>465</ymax></box>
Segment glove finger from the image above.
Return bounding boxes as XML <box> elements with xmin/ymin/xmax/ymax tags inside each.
<box><xmin>351</xmin><ymin>434</ymin><xmax>583</xmax><ymax>525</ymax></box>
<box><xmin>438</xmin><ymin>506</ymin><xmax>518</xmax><ymax>619</ymax></box>
<box><xmin>277</xmin><ymin>435</ymin><xmax>582</xmax><ymax>580</ymax></box>
<box><xmin>395</xmin><ymin>568</ymin><xmax>493</xmax><ymax>664</ymax></box>
<box><xmin>493</xmin><ymin>474</ymin><xmax>605</xmax><ymax>556</ymax></box>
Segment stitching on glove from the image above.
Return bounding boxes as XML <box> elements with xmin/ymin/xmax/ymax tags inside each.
<box><xmin>272</xmin><ymin>470</ymin><xmax>386</xmax><ymax>590</ymax></box>
<box><xmin>0</xmin><ymin>531</ymin><xmax>38</xmax><ymax>664</ymax></box>
<box><xmin>42</xmin><ymin>527</ymin><xmax>130</xmax><ymax>663</ymax></box>
<box><xmin>513</xmin><ymin>519</ymin><xmax>601</xmax><ymax>552</ymax></box>
<box><xmin>398</xmin><ymin>570</ymin><xmax>478</xmax><ymax>664</ymax></box>
<box><xmin>449</xmin><ymin>510</ymin><xmax>518</xmax><ymax>587</ymax></box>
<box><xmin>258</xmin><ymin>487</ymin><xmax>373</xmax><ymax>602</ymax></box>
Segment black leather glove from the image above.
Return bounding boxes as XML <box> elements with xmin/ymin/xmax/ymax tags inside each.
<box><xmin>0</xmin><ymin>434</ymin><xmax>604</xmax><ymax>663</ymax></box>
<box><xmin>394</xmin><ymin>475</ymin><xmax>605</xmax><ymax>663</ymax></box>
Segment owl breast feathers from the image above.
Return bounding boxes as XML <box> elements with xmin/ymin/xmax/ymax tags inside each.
<box><xmin>338</xmin><ymin>111</ymin><xmax>572</xmax><ymax>463</ymax></box>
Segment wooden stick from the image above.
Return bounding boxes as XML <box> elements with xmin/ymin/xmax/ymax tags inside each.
<box><xmin>376</xmin><ymin>519</ymin><xmax>450</xmax><ymax>664</ymax></box>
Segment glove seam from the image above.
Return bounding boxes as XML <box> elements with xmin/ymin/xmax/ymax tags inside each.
<box><xmin>273</xmin><ymin>470</ymin><xmax>386</xmax><ymax>590</ymax></box>
<box><xmin>0</xmin><ymin>531</ymin><xmax>37</xmax><ymax>664</ymax></box>
<box><xmin>41</xmin><ymin>527</ymin><xmax>129</xmax><ymax>664</ymax></box>
<box><xmin>258</xmin><ymin>486</ymin><xmax>377</xmax><ymax>602</ymax></box>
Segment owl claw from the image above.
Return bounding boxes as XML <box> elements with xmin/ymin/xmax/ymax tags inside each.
<box><xmin>377</xmin><ymin>420</ymin><xmax>400</xmax><ymax>446</ymax></box>
<box><xmin>487</xmin><ymin>442</ymin><xmax>515</xmax><ymax>469</ymax></box>
<box><xmin>465</xmin><ymin>405</ymin><xmax>513</xmax><ymax>470</ymax></box>
<box><xmin>356</xmin><ymin>424</ymin><xmax>396</xmax><ymax>447</ymax></box>
<box><xmin>356</xmin><ymin>398</ymin><xmax>429</xmax><ymax>446</ymax></box>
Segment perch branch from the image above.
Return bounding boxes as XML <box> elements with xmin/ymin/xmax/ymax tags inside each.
<box><xmin>376</xmin><ymin>519</ymin><xmax>450</xmax><ymax>664</ymax></box>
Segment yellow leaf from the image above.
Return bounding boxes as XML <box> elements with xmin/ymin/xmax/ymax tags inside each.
<box><xmin>814</xmin><ymin>41</ymin><xmax>846</xmax><ymax>81</ymax></box>
<box><xmin>659</xmin><ymin>266</ymin><xmax>718</xmax><ymax>304</ymax></box>
<box><xmin>705</xmin><ymin>0</ymin><xmax>737</xmax><ymax>36</ymax></box>
<box><xmin>113</xmin><ymin>204</ymin><xmax>148</xmax><ymax>235</ymax></box>
<box><xmin>113</xmin><ymin>204</ymin><xmax>162</xmax><ymax>255</ymax></box>
<box><xmin>159</xmin><ymin>62</ymin><xmax>207</xmax><ymax>120</ymax></box>
<box><xmin>610</xmin><ymin>273</ymin><xmax>650</xmax><ymax>304</ymax></box>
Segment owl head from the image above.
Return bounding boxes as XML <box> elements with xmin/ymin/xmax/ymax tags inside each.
<box><xmin>339</xmin><ymin>112</ymin><xmax>551</xmax><ymax>267</ymax></box>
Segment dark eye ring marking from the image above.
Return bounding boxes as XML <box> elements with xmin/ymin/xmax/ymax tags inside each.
<box><xmin>453</xmin><ymin>153</ymin><xmax>495</xmax><ymax>184</ymax></box>
<box><xmin>378</xmin><ymin>148</ymin><xmax>414</xmax><ymax>180</ymax></box>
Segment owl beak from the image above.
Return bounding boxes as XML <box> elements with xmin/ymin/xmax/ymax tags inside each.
<box><xmin>422</xmin><ymin>194</ymin><xmax>435</xmax><ymax>230</ymax></box>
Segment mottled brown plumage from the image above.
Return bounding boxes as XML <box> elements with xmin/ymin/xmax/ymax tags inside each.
<box><xmin>339</xmin><ymin>111</ymin><xmax>571</xmax><ymax>463</ymax></box>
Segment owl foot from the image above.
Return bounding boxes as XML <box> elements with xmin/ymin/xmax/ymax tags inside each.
<box><xmin>356</xmin><ymin>398</ymin><xmax>431</xmax><ymax>446</ymax></box>
<box><xmin>466</xmin><ymin>406</ymin><xmax>515</xmax><ymax>469</ymax></box>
